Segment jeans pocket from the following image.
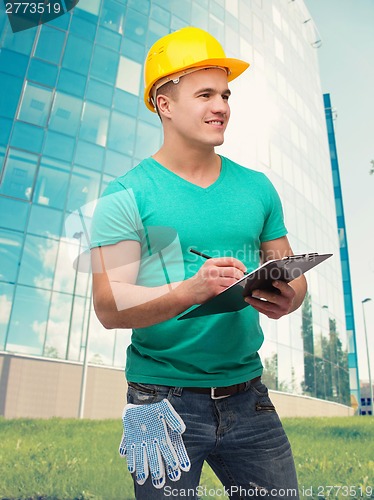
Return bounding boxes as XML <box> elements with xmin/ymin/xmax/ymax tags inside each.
<box><xmin>126</xmin><ymin>382</ymin><xmax>169</xmax><ymax>405</ymax></box>
<box><xmin>249</xmin><ymin>380</ymin><xmax>276</xmax><ymax>413</ymax></box>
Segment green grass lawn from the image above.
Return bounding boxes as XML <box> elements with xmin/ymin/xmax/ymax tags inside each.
<box><xmin>0</xmin><ymin>417</ymin><xmax>373</xmax><ymax>500</ymax></box>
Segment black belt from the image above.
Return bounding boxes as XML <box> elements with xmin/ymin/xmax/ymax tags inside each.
<box><xmin>184</xmin><ymin>376</ymin><xmax>261</xmax><ymax>400</ymax></box>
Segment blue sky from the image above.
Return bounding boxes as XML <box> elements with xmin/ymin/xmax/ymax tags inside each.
<box><xmin>305</xmin><ymin>0</ymin><xmax>374</xmax><ymax>382</ymax></box>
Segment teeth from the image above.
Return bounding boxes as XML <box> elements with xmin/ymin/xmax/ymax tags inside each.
<box><xmin>208</xmin><ymin>121</ymin><xmax>223</xmax><ymax>125</ymax></box>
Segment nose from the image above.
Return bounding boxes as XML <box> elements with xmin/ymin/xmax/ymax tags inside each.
<box><xmin>211</xmin><ymin>94</ymin><xmax>229</xmax><ymax>114</ymax></box>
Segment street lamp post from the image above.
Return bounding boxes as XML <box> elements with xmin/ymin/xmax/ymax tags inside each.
<box><xmin>362</xmin><ymin>298</ymin><xmax>373</xmax><ymax>415</ymax></box>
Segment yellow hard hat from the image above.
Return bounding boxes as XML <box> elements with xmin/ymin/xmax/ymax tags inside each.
<box><xmin>144</xmin><ymin>26</ymin><xmax>250</xmax><ymax>112</ymax></box>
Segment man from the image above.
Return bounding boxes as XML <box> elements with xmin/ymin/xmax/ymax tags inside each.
<box><xmin>90</xmin><ymin>27</ymin><xmax>306</xmax><ymax>499</ymax></box>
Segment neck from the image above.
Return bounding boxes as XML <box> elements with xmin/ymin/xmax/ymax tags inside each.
<box><xmin>153</xmin><ymin>137</ymin><xmax>221</xmax><ymax>182</ymax></box>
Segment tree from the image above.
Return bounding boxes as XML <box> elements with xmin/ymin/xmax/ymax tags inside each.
<box><xmin>301</xmin><ymin>292</ymin><xmax>315</xmax><ymax>396</ymax></box>
<box><xmin>370</xmin><ymin>159</ymin><xmax>374</xmax><ymax>175</ymax></box>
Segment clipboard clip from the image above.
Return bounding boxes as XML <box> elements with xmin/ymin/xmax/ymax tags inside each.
<box><xmin>284</xmin><ymin>253</ymin><xmax>318</xmax><ymax>261</ymax></box>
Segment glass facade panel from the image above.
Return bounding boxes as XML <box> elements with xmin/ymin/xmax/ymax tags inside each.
<box><xmin>0</xmin><ymin>49</ymin><xmax>28</xmax><ymax>78</ymax></box>
<box><xmin>86</xmin><ymin>79</ymin><xmax>113</xmax><ymax>107</ymax></box>
<box><xmin>57</xmin><ymin>68</ymin><xmax>87</xmax><ymax>98</ymax></box>
<box><xmin>100</xmin><ymin>0</ymin><xmax>126</xmax><ymax>33</ymax></box>
<box><xmin>90</xmin><ymin>45</ymin><xmax>119</xmax><ymax>85</ymax></box>
<box><xmin>10</xmin><ymin>121</ymin><xmax>44</xmax><ymax>154</ymax></box>
<box><xmin>66</xmin><ymin>165</ymin><xmax>100</xmax><ymax>213</ymax></box>
<box><xmin>80</xmin><ymin>101</ymin><xmax>109</xmax><ymax>147</ymax></box>
<box><xmin>18</xmin><ymin>82</ymin><xmax>53</xmax><ymax>127</ymax></box>
<box><xmin>6</xmin><ymin>285</ymin><xmax>50</xmax><ymax>354</ymax></box>
<box><xmin>116</xmin><ymin>56</ymin><xmax>141</xmax><ymax>96</ymax></box>
<box><xmin>0</xmin><ymin>73</ymin><xmax>23</xmax><ymax>119</ymax></box>
<box><xmin>0</xmin><ymin>229</ymin><xmax>23</xmax><ymax>283</ymax></box>
<box><xmin>113</xmin><ymin>89</ymin><xmax>138</xmax><ymax>115</ymax></box>
<box><xmin>0</xmin><ymin>197</ymin><xmax>29</xmax><ymax>232</ymax></box>
<box><xmin>0</xmin><ymin>149</ymin><xmax>39</xmax><ymax>201</ymax></box>
<box><xmin>28</xmin><ymin>205</ymin><xmax>63</xmax><ymax>238</ymax></box>
<box><xmin>33</xmin><ymin>157</ymin><xmax>70</xmax><ymax>209</ymax></box>
<box><xmin>62</xmin><ymin>35</ymin><xmax>93</xmax><ymax>75</ymax></box>
<box><xmin>43</xmin><ymin>131</ymin><xmax>75</xmax><ymax>162</ymax></box>
<box><xmin>75</xmin><ymin>140</ymin><xmax>105</xmax><ymax>171</ymax></box>
<box><xmin>1</xmin><ymin>23</ymin><xmax>36</xmax><ymax>55</ymax></box>
<box><xmin>49</xmin><ymin>92</ymin><xmax>83</xmax><ymax>137</ymax></box>
<box><xmin>124</xmin><ymin>9</ymin><xmax>148</xmax><ymax>44</ymax></box>
<box><xmin>0</xmin><ymin>117</ymin><xmax>12</xmax><ymax>146</ymax></box>
<box><xmin>0</xmin><ymin>282</ymin><xmax>13</xmax><ymax>349</ymax></box>
<box><xmin>134</xmin><ymin>121</ymin><xmax>161</xmax><ymax>159</ymax></box>
<box><xmin>27</xmin><ymin>58</ymin><xmax>59</xmax><ymax>88</ymax></box>
<box><xmin>34</xmin><ymin>26</ymin><xmax>66</xmax><ymax>65</ymax></box>
<box><xmin>107</xmin><ymin>111</ymin><xmax>136</xmax><ymax>156</ymax></box>
<box><xmin>18</xmin><ymin>234</ymin><xmax>59</xmax><ymax>289</ymax></box>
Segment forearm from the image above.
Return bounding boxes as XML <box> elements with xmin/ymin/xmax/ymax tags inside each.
<box><xmin>94</xmin><ymin>278</ymin><xmax>194</xmax><ymax>329</ymax></box>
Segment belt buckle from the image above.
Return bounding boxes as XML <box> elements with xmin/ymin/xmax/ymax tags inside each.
<box><xmin>210</xmin><ymin>387</ymin><xmax>230</xmax><ymax>400</ymax></box>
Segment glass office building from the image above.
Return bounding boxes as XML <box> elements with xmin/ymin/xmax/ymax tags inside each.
<box><xmin>0</xmin><ymin>0</ymin><xmax>356</xmax><ymax>406</ymax></box>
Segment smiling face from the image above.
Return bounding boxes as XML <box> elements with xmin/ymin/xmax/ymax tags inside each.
<box><xmin>157</xmin><ymin>68</ymin><xmax>231</xmax><ymax>150</ymax></box>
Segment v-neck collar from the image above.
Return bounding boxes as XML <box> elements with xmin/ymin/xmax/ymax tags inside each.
<box><xmin>148</xmin><ymin>156</ymin><xmax>227</xmax><ymax>193</ymax></box>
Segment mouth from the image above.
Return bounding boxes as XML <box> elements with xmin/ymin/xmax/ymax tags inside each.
<box><xmin>205</xmin><ymin>119</ymin><xmax>224</xmax><ymax>127</ymax></box>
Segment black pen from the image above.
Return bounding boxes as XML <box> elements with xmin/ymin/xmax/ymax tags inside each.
<box><xmin>189</xmin><ymin>248</ymin><xmax>248</xmax><ymax>274</ymax></box>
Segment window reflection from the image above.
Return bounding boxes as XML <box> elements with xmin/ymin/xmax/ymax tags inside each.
<box><xmin>124</xmin><ymin>9</ymin><xmax>148</xmax><ymax>43</ymax></box>
<box><xmin>134</xmin><ymin>121</ymin><xmax>161</xmax><ymax>159</ymax></box>
<box><xmin>66</xmin><ymin>165</ymin><xmax>100</xmax><ymax>213</ymax></box>
<box><xmin>18</xmin><ymin>234</ymin><xmax>58</xmax><ymax>289</ymax></box>
<box><xmin>116</xmin><ymin>56</ymin><xmax>141</xmax><ymax>96</ymax></box>
<box><xmin>28</xmin><ymin>205</ymin><xmax>63</xmax><ymax>238</ymax></box>
<box><xmin>80</xmin><ymin>101</ymin><xmax>109</xmax><ymax>147</ymax></box>
<box><xmin>0</xmin><ymin>149</ymin><xmax>39</xmax><ymax>201</ymax></box>
<box><xmin>0</xmin><ymin>229</ymin><xmax>23</xmax><ymax>283</ymax></box>
<box><xmin>18</xmin><ymin>82</ymin><xmax>53</xmax><ymax>127</ymax></box>
<box><xmin>0</xmin><ymin>197</ymin><xmax>29</xmax><ymax>232</ymax></box>
<box><xmin>0</xmin><ymin>72</ymin><xmax>23</xmax><ymax>119</ymax></box>
<box><xmin>100</xmin><ymin>0</ymin><xmax>125</xmax><ymax>33</ymax></box>
<box><xmin>33</xmin><ymin>157</ymin><xmax>70</xmax><ymax>209</ymax></box>
<box><xmin>91</xmin><ymin>45</ymin><xmax>119</xmax><ymax>85</ymax></box>
<box><xmin>0</xmin><ymin>282</ymin><xmax>14</xmax><ymax>349</ymax></box>
<box><xmin>49</xmin><ymin>91</ymin><xmax>83</xmax><ymax>137</ymax></box>
<box><xmin>108</xmin><ymin>111</ymin><xmax>135</xmax><ymax>156</ymax></box>
<box><xmin>34</xmin><ymin>26</ymin><xmax>66</xmax><ymax>65</ymax></box>
<box><xmin>5</xmin><ymin>285</ymin><xmax>50</xmax><ymax>355</ymax></box>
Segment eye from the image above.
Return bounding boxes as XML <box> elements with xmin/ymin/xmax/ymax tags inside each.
<box><xmin>199</xmin><ymin>93</ymin><xmax>211</xmax><ymax>99</ymax></box>
<box><xmin>222</xmin><ymin>94</ymin><xmax>230</xmax><ymax>101</ymax></box>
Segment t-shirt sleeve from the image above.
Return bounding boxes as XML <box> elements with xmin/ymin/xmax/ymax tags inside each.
<box><xmin>89</xmin><ymin>180</ymin><xmax>143</xmax><ymax>249</ymax></box>
<box><xmin>259</xmin><ymin>175</ymin><xmax>288</xmax><ymax>242</ymax></box>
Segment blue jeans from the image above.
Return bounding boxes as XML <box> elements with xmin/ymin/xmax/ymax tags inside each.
<box><xmin>126</xmin><ymin>379</ymin><xmax>299</xmax><ymax>499</ymax></box>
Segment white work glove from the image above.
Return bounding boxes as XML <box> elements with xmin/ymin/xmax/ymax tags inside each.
<box><xmin>119</xmin><ymin>399</ymin><xmax>191</xmax><ymax>489</ymax></box>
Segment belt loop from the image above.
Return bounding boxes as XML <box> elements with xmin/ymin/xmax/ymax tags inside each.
<box><xmin>172</xmin><ymin>386</ymin><xmax>183</xmax><ymax>397</ymax></box>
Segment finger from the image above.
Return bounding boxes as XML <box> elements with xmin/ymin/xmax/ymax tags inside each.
<box><xmin>126</xmin><ymin>442</ymin><xmax>136</xmax><ymax>474</ymax></box>
<box><xmin>245</xmin><ymin>296</ymin><xmax>288</xmax><ymax>319</ymax></box>
<box><xmin>118</xmin><ymin>432</ymin><xmax>127</xmax><ymax>457</ymax></box>
<box><xmin>272</xmin><ymin>280</ymin><xmax>295</xmax><ymax>298</ymax></box>
<box><xmin>134</xmin><ymin>441</ymin><xmax>148</xmax><ymax>485</ymax></box>
<box><xmin>147</xmin><ymin>439</ymin><xmax>166</xmax><ymax>487</ymax></box>
<box><xmin>161</xmin><ymin>400</ymin><xmax>185</xmax><ymax>433</ymax></box>
<box><xmin>166</xmin><ymin>464</ymin><xmax>181</xmax><ymax>482</ymax></box>
<box><xmin>208</xmin><ymin>257</ymin><xmax>246</xmax><ymax>273</ymax></box>
<box><xmin>168</xmin><ymin>431</ymin><xmax>191</xmax><ymax>472</ymax></box>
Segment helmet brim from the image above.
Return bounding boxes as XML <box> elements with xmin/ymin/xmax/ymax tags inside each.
<box><xmin>144</xmin><ymin>57</ymin><xmax>250</xmax><ymax>112</ymax></box>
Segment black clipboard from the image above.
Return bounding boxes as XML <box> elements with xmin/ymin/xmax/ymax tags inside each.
<box><xmin>178</xmin><ymin>253</ymin><xmax>332</xmax><ymax>320</ymax></box>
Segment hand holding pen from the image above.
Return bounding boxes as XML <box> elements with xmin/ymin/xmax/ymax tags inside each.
<box><xmin>189</xmin><ymin>248</ymin><xmax>248</xmax><ymax>275</ymax></box>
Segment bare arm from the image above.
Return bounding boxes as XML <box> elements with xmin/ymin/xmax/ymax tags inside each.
<box><xmin>91</xmin><ymin>240</ymin><xmax>246</xmax><ymax>329</ymax></box>
<box><xmin>245</xmin><ymin>236</ymin><xmax>307</xmax><ymax>319</ymax></box>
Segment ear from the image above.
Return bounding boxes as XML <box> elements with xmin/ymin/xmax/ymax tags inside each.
<box><xmin>156</xmin><ymin>94</ymin><xmax>172</xmax><ymax>120</ymax></box>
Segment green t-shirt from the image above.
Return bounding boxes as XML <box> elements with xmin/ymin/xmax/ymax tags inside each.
<box><xmin>90</xmin><ymin>155</ymin><xmax>287</xmax><ymax>387</ymax></box>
